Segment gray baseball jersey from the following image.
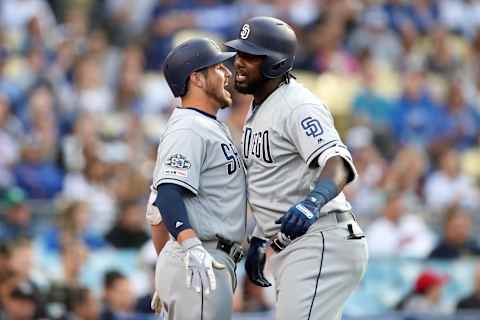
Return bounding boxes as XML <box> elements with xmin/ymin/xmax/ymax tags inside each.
<box><xmin>146</xmin><ymin>107</ymin><xmax>247</xmax><ymax>320</ymax></box>
<box><xmin>243</xmin><ymin>79</ymin><xmax>368</xmax><ymax>320</ymax></box>
<box><xmin>242</xmin><ymin>79</ymin><xmax>358</xmax><ymax>238</ymax></box>
<box><xmin>146</xmin><ymin>107</ymin><xmax>247</xmax><ymax>243</ymax></box>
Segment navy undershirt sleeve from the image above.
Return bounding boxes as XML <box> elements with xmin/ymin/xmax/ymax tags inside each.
<box><xmin>154</xmin><ymin>183</ymin><xmax>192</xmax><ymax>239</ymax></box>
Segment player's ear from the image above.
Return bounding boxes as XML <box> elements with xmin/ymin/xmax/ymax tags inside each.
<box><xmin>189</xmin><ymin>71</ymin><xmax>206</xmax><ymax>90</ymax></box>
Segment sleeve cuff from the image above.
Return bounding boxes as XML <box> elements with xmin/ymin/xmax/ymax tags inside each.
<box><xmin>317</xmin><ymin>145</ymin><xmax>358</xmax><ymax>183</ymax></box>
<box><xmin>154</xmin><ymin>178</ymin><xmax>199</xmax><ymax>196</ymax></box>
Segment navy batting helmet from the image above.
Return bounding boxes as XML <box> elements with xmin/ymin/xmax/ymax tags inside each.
<box><xmin>225</xmin><ymin>16</ymin><xmax>297</xmax><ymax>78</ymax></box>
<box><xmin>163</xmin><ymin>38</ymin><xmax>236</xmax><ymax>97</ymax></box>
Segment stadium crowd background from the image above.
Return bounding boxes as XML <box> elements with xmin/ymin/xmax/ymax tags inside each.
<box><xmin>1</xmin><ymin>0</ymin><xmax>480</xmax><ymax>319</ymax></box>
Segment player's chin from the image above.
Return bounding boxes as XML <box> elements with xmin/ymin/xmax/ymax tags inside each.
<box><xmin>234</xmin><ymin>81</ymin><xmax>251</xmax><ymax>94</ymax></box>
<box><xmin>218</xmin><ymin>92</ymin><xmax>233</xmax><ymax>108</ymax></box>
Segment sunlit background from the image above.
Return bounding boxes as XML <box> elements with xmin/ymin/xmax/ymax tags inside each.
<box><xmin>1</xmin><ymin>0</ymin><xmax>480</xmax><ymax>319</ymax></box>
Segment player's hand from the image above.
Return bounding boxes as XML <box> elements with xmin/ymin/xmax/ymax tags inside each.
<box><xmin>275</xmin><ymin>199</ymin><xmax>318</xmax><ymax>240</ymax></box>
<box><xmin>182</xmin><ymin>238</ymin><xmax>225</xmax><ymax>295</ymax></box>
<box><xmin>150</xmin><ymin>291</ymin><xmax>162</xmax><ymax>314</ymax></box>
<box><xmin>245</xmin><ymin>236</ymin><xmax>272</xmax><ymax>287</ymax></box>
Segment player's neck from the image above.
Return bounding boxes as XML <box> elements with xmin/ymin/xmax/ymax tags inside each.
<box><xmin>253</xmin><ymin>77</ymin><xmax>284</xmax><ymax>105</ymax></box>
<box><xmin>181</xmin><ymin>95</ymin><xmax>219</xmax><ymax>118</ymax></box>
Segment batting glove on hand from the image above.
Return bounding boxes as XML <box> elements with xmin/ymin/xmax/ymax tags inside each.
<box><xmin>182</xmin><ymin>238</ymin><xmax>225</xmax><ymax>295</ymax></box>
<box><xmin>275</xmin><ymin>199</ymin><xmax>319</xmax><ymax>240</ymax></box>
<box><xmin>150</xmin><ymin>291</ymin><xmax>162</xmax><ymax>314</ymax></box>
<box><xmin>245</xmin><ymin>236</ymin><xmax>271</xmax><ymax>287</ymax></box>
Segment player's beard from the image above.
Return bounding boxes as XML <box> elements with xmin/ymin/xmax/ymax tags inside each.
<box><xmin>234</xmin><ymin>74</ymin><xmax>264</xmax><ymax>95</ymax></box>
<box><xmin>205</xmin><ymin>82</ymin><xmax>232</xmax><ymax>108</ymax></box>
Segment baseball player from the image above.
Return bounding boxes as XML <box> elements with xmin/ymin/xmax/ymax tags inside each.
<box><xmin>225</xmin><ymin>17</ymin><xmax>369</xmax><ymax>320</ymax></box>
<box><xmin>145</xmin><ymin>38</ymin><xmax>246</xmax><ymax>320</ymax></box>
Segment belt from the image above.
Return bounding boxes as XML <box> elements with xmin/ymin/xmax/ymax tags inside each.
<box><xmin>204</xmin><ymin>235</ymin><xmax>244</xmax><ymax>264</ymax></box>
<box><xmin>271</xmin><ymin>211</ymin><xmax>357</xmax><ymax>253</ymax></box>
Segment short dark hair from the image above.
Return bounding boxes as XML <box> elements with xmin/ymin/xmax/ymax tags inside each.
<box><xmin>103</xmin><ymin>270</ymin><xmax>126</xmax><ymax>289</ymax></box>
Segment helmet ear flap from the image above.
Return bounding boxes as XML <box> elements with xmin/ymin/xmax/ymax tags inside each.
<box><xmin>261</xmin><ymin>56</ymin><xmax>294</xmax><ymax>78</ymax></box>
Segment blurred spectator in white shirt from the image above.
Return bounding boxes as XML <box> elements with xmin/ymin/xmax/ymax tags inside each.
<box><xmin>424</xmin><ymin>149</ymin><xmax>480</xmax><ymax>212</ymax></box>
<box><xmin>367</xmin><ymin>191</ymin><xmax>435</xmax><ymax>258</ymax></box>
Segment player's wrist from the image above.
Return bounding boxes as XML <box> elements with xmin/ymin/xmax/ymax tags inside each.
<box><xmin>178</xmin><ymin>230</ymin><xmax>201</xmax><ymax>250</ymax></box>
<box><xmin>307</xmin><ymin>178</ymin><xmax>339</xmax><ymax>209</ymax></box>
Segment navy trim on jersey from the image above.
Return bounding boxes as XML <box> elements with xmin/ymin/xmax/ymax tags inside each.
<box><xmin>179</xmin><ymin>106</ymin><xmax>217</xmax><ymax>120</ymax></box>
<box><xmin>201</xmin><ymin>283</ymin><xmax>204</xmax><ymax>320</ymax></box>
<box><xmin>305</xmin><ymin>140</ymin><xmax>338</xmax><ymax>166</ymax></box>
<box><xmin>307</xmin><ymin>231</ymin><xmax>325</xmax><ymax>320</ymax></box>
<box><xmin>156</xmin><ymin>178</ymin><xmax>199</xmax><ymax>195</ymax></box>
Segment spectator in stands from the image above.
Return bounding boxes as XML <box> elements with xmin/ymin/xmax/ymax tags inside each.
<box><xmin>344</xmin><ymin>127</ymin><xmax>387</xmax><ymax>219</ymax></box>
<box><xmin>396</xmin><ymin>269</ymin><xmax>451</xmax><ymax>314</ymax></box>
<box><xmin>0</xmin><ymin>279</ymin><xmax>39</xmax><ymax>320</ymax></box>
<box><xmin>0</xmin><ymin>187</ymin><xmax>34</xmax><ymax>241</ymax></box>
<box><xmin>42</xmin><ymin>200</ymin><xmax>105</xmax><ymax>252</ymax></box>
<box><xmin>59</xmin><ymin>238</ymin><xmax>88</xmax><ymax>287</ymax></box>
<box><xmin>105</xmin><ymin>200</ymin><xmax>149</xmax><ymax>249</ymax></box>
<box><xmin>425</xmin><ymin>26</ymin><xmax>461</xmax><ymax>78</ymax></box>
<box><xmin>144</xmin><ymin>0</ymin><xmax>196</xmax><ymax>70</ymax></box>
<box><xmin>457</xmin><ymin>262</ymin><xmax>480</xmax><ymax>310</ymax></box>
<box><xmin>424</xmin><ymin>149</ymin><xmax>479</xmax><ymax>212</ymax></box>
<box><xmin>0</xmin><ymin>47</ymin><xmax>23</xmax><ymax>112</ymax></box>
<box><xmin>85</xmin><ymin>28</ymin><xmax>121</xmax><ymax>89</ymax></box>
<box><xmin>302</xmin><ymin>13</ymin><xmax>359</xmax><ymax>74</ymax></box>
<box><xmin>13</xmin><ymin>135</ymin><xmax>63</xmax><ymax>199</ymax></box>
<box><xmin>348</xmin><ymin>7</ymin><xmax>402</xmax><ymax>66</ymax></box>
<box><xmin>62</xmin><ymin>156</ymin><xmax>117</xmax><ymax>234</ymax></box>
<box><xmin>366</xmin><ymin>191</ymin><xmax>434</xmax><ymax>258</ymax></box>
<box><xmin>69</xmin><ymin>287</ymin><xmax>100</xmax><ymax>320</ymax></box>
<box><xmin>351</xmin><ymin>50</ymin><xmax>397</xmax><ymax>134</ymax></box>
<box><xmin>391</xmin><ymin>66</ymin><xmax>440</xmax><ymax>147</ymax></box>
<box><xmin>429</xmin><ymin>205</ymin><xmax>480</xmax><ymax>259</ymax></box>
<box><xmin>73</xmin><ymin>54</ymin><xmax>114</xmax><ymax>114</ymax></box>
<box><xmin>100</xmin><ymin>270</ymin><xmax>136</xmax><ymax>320</ymax></box>
<box><xmin>22</xmin><ymin>83</ymin><xmax>59</xmax><ymax>161</ymax></box>
<box><xmin>434</xmin><ymin>81</ymin><xmax>480</xmax><ymax>152</ymax></box>
<box><xmin>4</xmin><ymin>238</ymin><xmax>47</xmax><ymax>318</ymax></box>
<box><xmin>382</xmin><ymin>146</ymin><xmax>427</xmax><ymax>212</ymax></box>
<box><xmin>46</xmin><ymin>239</ymin><xmax>90</xmax><ymax>315</ymax></box>
<box><xmin>0</xmin><ymin>94</ymin><xmax>22</xmax><ymax>188</ymax></box>
<box><xmin>114</xmin><ymin>44</ymin><xmax>145</xmax><ymax>114</ymax></box>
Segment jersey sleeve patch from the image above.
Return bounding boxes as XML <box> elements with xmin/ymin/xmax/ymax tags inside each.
<box><xmin>165</xmin><ymin>154</ymin><xmax>192</xmax><ymax>169</ymax></box>
<box><xmin>164</xmin><ymin>154</ymin><xmax>191</xmax><ymax>177</ymax></box>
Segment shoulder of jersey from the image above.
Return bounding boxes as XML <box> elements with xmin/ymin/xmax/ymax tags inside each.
<box><xmin>166</xmin><ymin>108</ymin><xmax>219</xmax><ymax>134</ymax></box>
<box><xmin>278</xmin><ymin>79</ymin><xmax>326</xmax><ymax>112</ymax></box>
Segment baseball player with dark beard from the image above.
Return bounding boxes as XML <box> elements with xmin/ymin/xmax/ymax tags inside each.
<box><xmin>225</xmin><ymin>17</ymin><xmax>369</xmax><ymax>320</ymax></box>
<box><xmin>145</xmin><ymin>38</ymin><xmax>246</xmax><ymax>320</ymax></box>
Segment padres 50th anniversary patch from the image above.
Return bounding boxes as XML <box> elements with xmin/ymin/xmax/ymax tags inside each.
<box><xmin>164</xmin><ymin>153</ymin><xmax>191</xmax><ymax>177</ymax></box>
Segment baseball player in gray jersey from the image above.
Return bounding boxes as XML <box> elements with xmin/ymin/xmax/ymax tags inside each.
<box><xmin>145</xmin><ymin>38</ymin><xmax>247</xmax><ymax>320</ymax></box>
<box><xmin>225</xmin><ymin>17</ymin><xmax>369</xmax><ymax>320</ymax></box>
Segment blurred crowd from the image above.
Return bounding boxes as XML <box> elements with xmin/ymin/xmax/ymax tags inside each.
<box><xmin>1</xmin><ymin>0</ymin><xmax>480</xmax><ymax>318</ymax></box>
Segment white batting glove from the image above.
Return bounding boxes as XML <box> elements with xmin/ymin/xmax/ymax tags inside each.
<box><xmin>150</xmin><ymin>291</ymin><xmax>162</xmax><ymax>314</ymax></box>
<box><xmin>182</xmin><ymin>237</ymin><xmax>225</xmax><ymax>295</ymax></box>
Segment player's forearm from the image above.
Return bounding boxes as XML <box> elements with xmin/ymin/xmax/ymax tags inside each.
<box><xmin>317</xmin><ymin>156</ymin><xmax>353</xmax><ymax>190</ymax></box>
<box><xmin>306</xmin><ymin>156</ymin><xmax>353</xmax><ymax>208</ymax></box>
<box><xmin>154</xmin><ymin>183</ymin><xmax>194</xmax><ymax>240</ymax></box>
<box><xmin>151</xmin><ymin>223</ymin><xmax>170</xmax><ymax>255</ymax></box>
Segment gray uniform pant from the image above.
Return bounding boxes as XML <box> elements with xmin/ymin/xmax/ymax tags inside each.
<box><xmin>155</xmin><ymin>240</ymin><xmax>237</xmax><ymax>320</ymax></box>
<box><xmin>270</xmin><ymin>213</ymin><xmax>368</xmax><ymax>320</ymax></box>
